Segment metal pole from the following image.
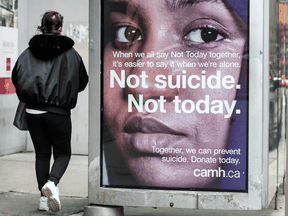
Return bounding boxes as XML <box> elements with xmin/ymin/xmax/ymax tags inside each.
<box><xmin>286</xmin><ymin>103</ymin><xmax>288</xmax><ymax>216</ymax></box>
<box><xmin>284</xmin><ymin>2</ymin><xmax>288</xmax><ymax>215</ymax></box>
<box><xmin>284</xmin><ymin>4</ymin><xmax>286</xmax><ymax>79</ymax></box>
<box><xmin>85</xmin><ymin>0</ymin><xmax>123</xmax><ymax>214</ymax></box>
<box><xmin>285</xmin><ymin>2</ymin><xmax>288</xmax><ymax>213</ymax></box>
<box><xmin>85</xmin><ymin>205</ymin><xmax>124</xmax><ymax>216</ymax></box>
<box><xmin>279</xmin><ymin>5</ymin><xmax>288</xmax><ymax>215</ymax></box>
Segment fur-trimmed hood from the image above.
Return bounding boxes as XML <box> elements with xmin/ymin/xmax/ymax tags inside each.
<box><xmin>29</xmin><ymin>34</ymin><xmax>74</xmax><ymax>59</ymax></box>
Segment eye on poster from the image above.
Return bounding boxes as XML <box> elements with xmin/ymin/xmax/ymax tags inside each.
<box><xmin>101</xmin><ymin>0</ymin><xmax>248</xmax><ymax>192</ymax></box>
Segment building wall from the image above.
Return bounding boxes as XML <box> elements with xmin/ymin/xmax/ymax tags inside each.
<box><xmin>0</xmin><ymin>0</ymin><xmax>89</xmax><ymax>155</ymax></box>
<box><xmin>0</xmin><ymin>0</ymin><xmax>26</xmax><ymax>156</ymax></box>
<box><xmin>0</xmin><ymin>94</ymin><xmax>27</xmax><ymax>155</ymax></box>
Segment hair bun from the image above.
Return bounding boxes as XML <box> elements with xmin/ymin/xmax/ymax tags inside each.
<box><xmin>38</xmin><ymin>11</ymin><xmax>63</xmax><ymax>35</ymax></box>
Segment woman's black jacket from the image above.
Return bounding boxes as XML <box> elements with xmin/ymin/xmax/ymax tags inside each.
<box><xmin>12</xmin><ymin>34</ymin><xmax>88</xmax><ymax>115</ymax></box>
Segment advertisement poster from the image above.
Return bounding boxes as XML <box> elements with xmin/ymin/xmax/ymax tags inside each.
<box><xmin>0</xmin><ymin>26</ymin><xmax>17</xmax><ymax>94</ymax></box>
<box><xmin>0</xmin><ymin>26</ymin><xmax>18</xmax><ymax>78</ymax></box>
<box><xmin>101</xmin><ymin>0</ymin><xmax>248</xmax><ymax>191</ymax></box>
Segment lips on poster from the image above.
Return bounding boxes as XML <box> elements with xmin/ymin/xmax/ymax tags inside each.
<box><xmin>102</xmin><ymin>0</ymin><xmax>248</xmax><ymax>191</ymax></box>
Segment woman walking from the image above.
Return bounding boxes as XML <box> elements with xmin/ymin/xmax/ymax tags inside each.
<box><xmin>12</xmin><ymin>11</ymin><xmax>88</xmax><ymax>212</ymax></box>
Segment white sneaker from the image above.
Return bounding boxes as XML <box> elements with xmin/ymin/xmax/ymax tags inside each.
<box><xmin>41</xmin><ymin>180</ymin><xmax>61</xmax><ymax>212</ymax></box>
<box><xmin>38</xmin><ymin>196</ymin><xmax>49</xmax><ymax>211</ymax></box>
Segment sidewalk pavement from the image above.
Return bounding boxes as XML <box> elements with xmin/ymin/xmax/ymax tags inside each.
<box><xmin>0</xmin><ymin>152</ymin><xmax>88</xmax><ymax>216</ymax></box>
<box><xmin>0</xmin><ymin>152</ymin><xmax>286</xmax><ymax>216</ymax></box>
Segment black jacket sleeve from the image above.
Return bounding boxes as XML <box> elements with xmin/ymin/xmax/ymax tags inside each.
<box><xmin>11</xmin><ymin>60</ymin><xmax>19</xmax><ymax>89</ymax></box>
<box><xmin>78</xmin><ymin>59</ymin><xmax>88</xmax><ymax>92</ymax></box>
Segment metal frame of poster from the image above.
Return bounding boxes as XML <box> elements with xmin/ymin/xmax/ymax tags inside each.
<box><xmin>101</xmin><ymin>0</ymin><xmax>248</xmax><ymax>192</ymax></box>
<box><xmin>87</xmin><ymin>0</ymin><xmax>271</xmax><ymax>210</ymax></box>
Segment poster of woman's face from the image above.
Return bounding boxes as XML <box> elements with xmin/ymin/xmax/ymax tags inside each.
<box><xmin>102</xmin><ymin>0</ymin><xmax>248</xmax><ymax>191</ymax></box>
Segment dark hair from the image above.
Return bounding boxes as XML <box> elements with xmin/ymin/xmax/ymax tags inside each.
<box><xmin>38</xmin><ymin>11</ymin><xmax>63</xmax><ymax>35</ymax></box>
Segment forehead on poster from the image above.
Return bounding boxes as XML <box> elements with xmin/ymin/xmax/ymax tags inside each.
<box><xmin>105</xmin><ymin>0</ymin><xmax>248</xmax><ymax>20</ymax></box>
<box><xmin>102</xmin><ymin>0</ymin><xmax>249</xmax><ymax>191</ymax></box>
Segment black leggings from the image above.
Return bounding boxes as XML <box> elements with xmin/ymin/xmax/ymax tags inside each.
<box><xmin>27</xmin><ymin>112</ymin><xmax>72</xmax><ymax>191</ymax></box>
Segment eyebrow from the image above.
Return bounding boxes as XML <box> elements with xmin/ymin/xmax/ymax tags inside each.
<box><xmin>106</xmin><ymin>0</ymin><xmax>217</xmax><ymax>13</ymax></box>
<box><xmin>165</xmin><ymin>0</ymin><xmax>216</xmax><ymax>11</ymax></box>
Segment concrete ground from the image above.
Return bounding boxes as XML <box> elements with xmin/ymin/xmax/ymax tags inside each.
<box><xmin>0</xmin><ymin>152</ymin><xmax>285</xmax><ymax>216</ymax></box>
<box><xmin>0</xmin><ymin>152</ymin><xmax>88</xmax><ymax>216</ymax></box>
